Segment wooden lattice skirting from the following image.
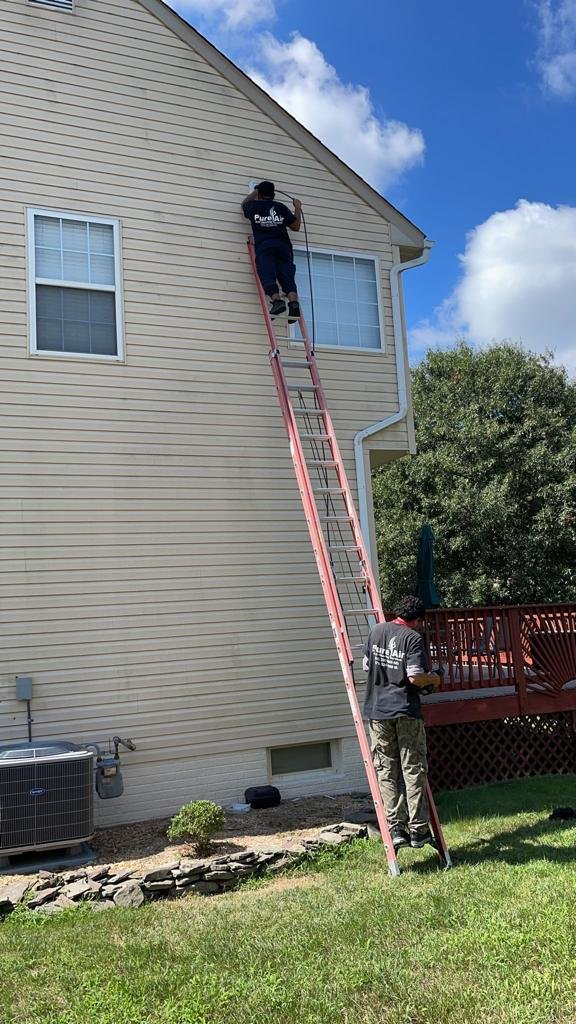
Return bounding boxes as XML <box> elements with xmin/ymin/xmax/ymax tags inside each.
<box><xmin>427</xmin><ymin>711</ymin><xmax>576</xmax><ymax>790</ymax></box>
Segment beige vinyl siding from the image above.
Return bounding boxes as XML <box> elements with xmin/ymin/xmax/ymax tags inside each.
<box><xmin>0</xmin><ymin>0</ymin><xmax>413</xmax><ymax>821</ymax></box>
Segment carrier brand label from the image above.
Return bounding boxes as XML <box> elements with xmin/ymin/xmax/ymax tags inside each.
<box><xmin>28</xmin><ymin>788</ymin><xmax>46</xmax><ymax>797</ymax></box>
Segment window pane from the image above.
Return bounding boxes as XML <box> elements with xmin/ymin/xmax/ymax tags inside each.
<box><xmin>36</xmin><ymin>286</ymin><xmax>117</xmax><ymax>356</ymax></box>
<box><xmin>36</xmin><ymin>284</ymin><xmax>62</xmax><ymax>318</ymax></box>
<box><xmin>336</xmin><ymin>300</ymin><xmax>357</xmax><ymax>325</ymax></box>
<box><xmin>358</xmin><ymin>303</ymin><xmax>380</xmax><ymax>327</ymax></box>
<box><xmin>317</xmin><ymin>321</ymin><xmax>339</xmax><ymax>346</ymax></box>
<box><xmin>89</xmin><ymin>291</ymin><xmax>116</xmax><ymax>323</ymax></box>
<box><xmin>63</xmin><ymin>289</ymin><xmax>90</xmax><ymax>321</ymax></box>
<box><xmin>90</xmin><ymin>323</ymin><xmax>117</xmax><ymax>355</ymax></box>
<box><xmin>270</xmin><ymin>742</ymin><xmax>332</xmax><ymax>775</ymax></box>
<box><xmin>356</xmin><ymin>278</ymin><xmax>378</xmax><ymax>303</ymax></box>
<box><xmin>89</xmin><ymin>254</ymin><xmax>115</xmax><ymax>286</ymax></box>
<box><xmin>36</xmin><ymin>247</ymin><xmax>62</xmax><ymax>279</ymax></box>
<box><xmin>311</xmin><ymin>252</ymin><xmax>333</xmax><ymax>276</ymax></box>
<box><xmin>36</xmin><ymin>318</ymin><xmax>63</xmax><ymax>351</ymax></box>
<box><xmin>35</xmin><ymin>216</ymin><xmax>61</xmax><ymax>248</ymax></box>
<box><xmin>354</xmin><ymin>257</ymin><xmax>376</xmax><ymax>279</ymax></box>
<box><xmin>333</xmin><ymin>255</ymin><xmax>354</xmax><ymax>279</ymax></box>
<box><xmin>63</xmin><ymin>250</ymin><xmax>90</xmax><ymax>283</ymax></box>
<box><xmin>360</xmin><ymin>325</ymin><xmax>381</xmax><ymax>349</ymax></box>
<box><xmin>89</xmin><ymin>222</ymin><xmax>114</xmax><ymax>255</ymax></box>
<box><xmin>340</xmin><ymin>325</ymin><xmax>361</xmax><ymax>347</ymax></box>
<box><xmin>62</xmin><ymin>220</ymin><xmax>88</xmax><ymax>252</ymax></box>
<box><xmin>63</xmin><ymin>321</ymin><xmax>91</xmax><ymax>353</ymax></box>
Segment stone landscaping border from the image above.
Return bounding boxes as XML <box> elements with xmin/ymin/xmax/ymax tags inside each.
<box><xmin>0</xmin><ymin>822</ymin><xmax>368</xmax><ymax>917</ymax></box>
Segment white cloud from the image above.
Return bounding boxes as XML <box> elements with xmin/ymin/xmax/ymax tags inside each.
<box><xmin>411</xmin><ymin>201</ymin><xmax>576</xmax><ymax>373</ymax></box>
<box><xmin>247</xmin><ymin>33</ymin><xmax>425</xmax><ymax>191</ymax></box>
<box><xmin>173</xmin><ymin>0</ymin><xmax>276</xmax><ymax>30</ymax></box>
<box><xmin>535</xmin><ymin>0</ymin><xmax>576</xmax><ymax>97</ymax></box>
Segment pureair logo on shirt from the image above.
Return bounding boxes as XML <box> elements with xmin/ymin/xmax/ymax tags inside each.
<box><xmin>372</xmin><ymin>637</ymin><xmax>406</xmax><ymax>671</ymax></box>
<box><xmin>254</xmin><ymin>209</ymin><xmax>285</xmax><ymax>228</ymax></box>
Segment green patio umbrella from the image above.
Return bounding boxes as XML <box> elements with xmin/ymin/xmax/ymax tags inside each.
<box><xmin>416</xmin><ymin>523</ymin><xmax>441</xmax><ymax>608</ymax></box>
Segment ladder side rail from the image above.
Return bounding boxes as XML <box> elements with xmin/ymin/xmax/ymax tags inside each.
<box><xmin>299</xmin><ymin>323</ymin><xmax>385</xmax><ymax>621</ymax></box>
<box><xmin>248</xmin><ymin>241</ymin><xmax>401</xmax><ymax>874</ymax></box>
<box><xmin>247</xmin><ymin>242</ymin><xmax>353</xmax><ymax>664</ymax></box>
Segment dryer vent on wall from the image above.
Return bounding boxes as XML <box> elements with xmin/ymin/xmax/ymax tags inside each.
<box><xmin>0</xmin><ymin>741</ymin><xmax>93</xmax><ymax>857</ymax></box>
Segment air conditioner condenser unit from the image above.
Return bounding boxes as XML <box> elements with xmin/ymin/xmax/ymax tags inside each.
<box><xmin>0</xmin><ymin>741</ymin><xmax>94</xmax><ymax>857</ymax></box>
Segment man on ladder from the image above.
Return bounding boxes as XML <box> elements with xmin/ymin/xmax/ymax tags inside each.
<box><xmin>242</xmin><ymin>180</ymin><xmax>302</xmax><ymax>321</ymax></box>
<box><xmin>363</xmin><ymin>595</ymin><xmax>442</xmax><ymax>852</ymax></box>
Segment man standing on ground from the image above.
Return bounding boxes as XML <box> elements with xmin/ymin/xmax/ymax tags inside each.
<box><xmin>363</xmin><ymin>595</ymin><xmax>442</xmax><ymax>852</ymax></box>
<box><xmin>242</xmin><ymin>181</ymin><xmax>302</xmax><ymax>321</ymax></box>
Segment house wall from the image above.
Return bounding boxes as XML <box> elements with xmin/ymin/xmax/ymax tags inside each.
<box><xmin>0</xmin><ymin>0</ymin><xmax>412</xmax><ymax>824</ymax></box>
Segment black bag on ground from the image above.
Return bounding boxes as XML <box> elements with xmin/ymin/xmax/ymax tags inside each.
<box><xmin>244</xmin><ymin>785</ymin><xmax>281</xmax><ymax>809</ymax></box>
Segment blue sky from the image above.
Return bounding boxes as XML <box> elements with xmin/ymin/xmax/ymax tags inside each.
<box><xmin>167</xmin><ymin>0</ymin><xmax>576</xmax><ymax>371</ymax></box>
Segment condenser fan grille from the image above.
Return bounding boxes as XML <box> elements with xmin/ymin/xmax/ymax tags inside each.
<box><xmin>0</xmin><ymin>747</ymin><xmax>93</xmax><ymax>855</ymax></box>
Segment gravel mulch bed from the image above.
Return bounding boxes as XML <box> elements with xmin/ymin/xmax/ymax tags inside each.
<box><xmin>0</xmin><ymin>793</ymin><xmax>372</xmax><ymax>886</ymax></box>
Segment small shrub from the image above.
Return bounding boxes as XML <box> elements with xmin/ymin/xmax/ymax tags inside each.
<box><xmin>166</xmin><ymin>800</ymin><xmax>225</xmax><ymax>851</ymax></box>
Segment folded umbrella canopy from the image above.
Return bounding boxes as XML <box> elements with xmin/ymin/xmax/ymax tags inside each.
<box><xmin>416</xmin><ymin>523</ymin><xmax>441</xmax><ymax>608</ymax></box>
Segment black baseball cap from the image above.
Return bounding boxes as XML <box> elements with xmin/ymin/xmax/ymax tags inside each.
<box><xmin>257</xmin><ymin>180</ymin><xmax>275</xmax><ymax>198</ymax></box>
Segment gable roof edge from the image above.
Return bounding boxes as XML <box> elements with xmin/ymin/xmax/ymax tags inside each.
<box><xmin>136</xmin><ymin>0</ymin><xmax>427</xmax><ymax>249</ymax></box>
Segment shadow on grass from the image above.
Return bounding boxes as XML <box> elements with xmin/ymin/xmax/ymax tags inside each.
<box><xmin>435</xmin><ymin>773</ymin><xmax>576</xmax><ymax>825</ymax></box>
<box><xmin>405</xmin><ymin>816</ymin><xmax>576</xmax><ymax>875</ymax></box>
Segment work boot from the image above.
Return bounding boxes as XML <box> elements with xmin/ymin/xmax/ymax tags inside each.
<box><xmin>409</xmin><ymin>828</ymin><xmax>437</xmax><ymax>849</ymax></box>
<box><xmin>269</xmin><ymin>299</ymin><xmax>286</xmax><ymax>318</ymax></box>
<box><xmin>389</xmin><ymin>826</ymin><xmax>410</xmax><ymax>851</ymax></box>
<box><xmin>288</xmin><ymin>300</ymin><xmax>301</xmax><ymax>323</ymax></box>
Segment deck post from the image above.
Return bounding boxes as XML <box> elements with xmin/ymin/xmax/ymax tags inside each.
<box><xmin>508</xmin><ymin>608</ymin><xmax>527</xmax><ymax>715</ymax></box>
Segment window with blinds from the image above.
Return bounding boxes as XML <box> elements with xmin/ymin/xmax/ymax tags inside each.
<box><xmin>292</xmin><ymin>248</ymin><xmax>384</xmax><ymax>351</ymax></box>
<box><xmin>28</xmin><ymin>210</ymin><xmax>123</xmax><ymax>360</ymax></box>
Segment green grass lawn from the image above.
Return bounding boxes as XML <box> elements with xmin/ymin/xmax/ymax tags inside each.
<box><xmin>2</xmin><ymin>775</ymin><xmax>576</xmax><ymax>1024</ymax></box>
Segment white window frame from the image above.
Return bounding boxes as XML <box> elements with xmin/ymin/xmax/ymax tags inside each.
<box><xmin>267</xmin><ymin>739</ymin><xmax>342</xmax><ymax>783</ymax></box>
<box><xmin>290</xmin><ymin>245</ymin><xmax>386</xmax><ymax>354</ymax></box>
<box><xmin>27</xmin><ymin>207</ymin><xmax>124</xmax><ymax>362</ymax></box>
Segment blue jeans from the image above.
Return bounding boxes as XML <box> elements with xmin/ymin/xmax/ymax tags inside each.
<box><xmin>255</xmin><ymin>240</ymin><xmax>297</xmax><ymax>298</ymax></box>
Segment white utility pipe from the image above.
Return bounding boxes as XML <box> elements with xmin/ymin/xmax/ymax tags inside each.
<box><xmin>354</xmin><ymin>240</ymin><xmax>434</xmax><ymax>571</ymax></box>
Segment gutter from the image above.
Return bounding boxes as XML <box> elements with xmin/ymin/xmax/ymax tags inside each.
<box><xmin>354</xmin><ymin>240</ymin><xmax>434</xmax><ymax>570</ymax></box>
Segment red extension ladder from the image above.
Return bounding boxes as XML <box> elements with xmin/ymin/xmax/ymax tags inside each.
<box><xmin>248</xmin><ymin>241</ymin><xmax>451</xmax><ymax>875</ymax></box>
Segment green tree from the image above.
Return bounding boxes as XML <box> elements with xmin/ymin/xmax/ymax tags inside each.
<box><xmin>373</xmin><ymin>343</ymin><xmax>576</xmax><ymax>608</ymax></box>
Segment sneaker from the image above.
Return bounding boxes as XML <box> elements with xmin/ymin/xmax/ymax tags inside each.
<box><xmin>287</xmin><ymin>300</ymin><xmax>301</xmax><ymax>323</ymax></box>
<box><xmin>409</xmin><ymin>828</ymin><xmax>437</xmax><ymax>849</ymax></box>
<box><xmin>390</xmin><ymin>826</ymin><xmax>410</xmax><ymax>851</ymax></box>
<box><xmin>269</xmin><ymin>299</ymin><xmax>286</xmax><ymax>318</ymax></box>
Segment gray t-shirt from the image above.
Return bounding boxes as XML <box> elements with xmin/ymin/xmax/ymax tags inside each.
<box><xmin>362</xmin><ymin>620</ymin><xmax>428</xmax><ymax>720</ymax></box>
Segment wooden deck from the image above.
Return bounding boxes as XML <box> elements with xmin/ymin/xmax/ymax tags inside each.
<box><xmin>421</xmin><ymin>603</ymin><xmax>576</xmax><ymax>726</ymax></box>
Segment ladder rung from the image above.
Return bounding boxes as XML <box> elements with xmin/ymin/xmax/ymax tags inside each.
<box><xmin>287</xmin><ymin>383</ymin><xmax>318</xmax><ymax>391</ymax></box>
<box><xmin>309</xmin><ymin>459</ymin><xmax>337</xmax><ymax>467</ymax></box>
<box><xmin>328</xmin><ymin>544</ymin><xmax>362</xmax><ymax>551</ymax></box>
<box><xmin>344</xmin><ymin>607</ymin><xmax>379</xmax><ymax>616</ymax></box>
<box><xmin>301</xmin><ymin>433</ymin><xmax>331</xmax><ymax>441</ymax></box>
<box><xmin>336</xmin><ymin>576</ymin><xmax>367</xmax><ymax>583</ymax></box>
<box><xmin>319</xmin><ymin>515</ymin><xmax>353</xmax><ymax>522</ymax></box>
<box><xmin>283</xmin><ymin>359</ymin><xmax>311</xmax><ymax>368</ymax></box>
<box><xmin>293</xmin><ymin>408</ymin><xmax>326</xmax><ymax>416</ymax></box>
<box><xmin>313</xmin><ymin>486</ymin><xmax>346</xmax><ymax>494</ymax></box>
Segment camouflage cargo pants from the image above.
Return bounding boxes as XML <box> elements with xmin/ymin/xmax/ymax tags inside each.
<box><xmin>368</xmin><ymin>716</ymin><xmax>429</xmax><ymax>835</ymax></box>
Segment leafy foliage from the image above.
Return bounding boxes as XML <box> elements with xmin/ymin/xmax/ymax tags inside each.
<box><xmin>373</xmin><ymin>343</ymin><xmax>576</xmax><ymax>608</ymax></box>
<box><xmin>166</xmin><ymin>799</ymin><xmax>225</xmax><ymax>850</ymax></box>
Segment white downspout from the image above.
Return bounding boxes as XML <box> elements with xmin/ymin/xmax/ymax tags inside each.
<box><xmin>354</xmin><ymin>240</ymin><xmax>434</xmax><ymax>570</ymax></box>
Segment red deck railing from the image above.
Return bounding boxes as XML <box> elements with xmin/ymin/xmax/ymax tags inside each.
<box><xmin>422</xmin><ymin>603</ymin><xmax>576</xmax><ymax>726</ymax></box>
